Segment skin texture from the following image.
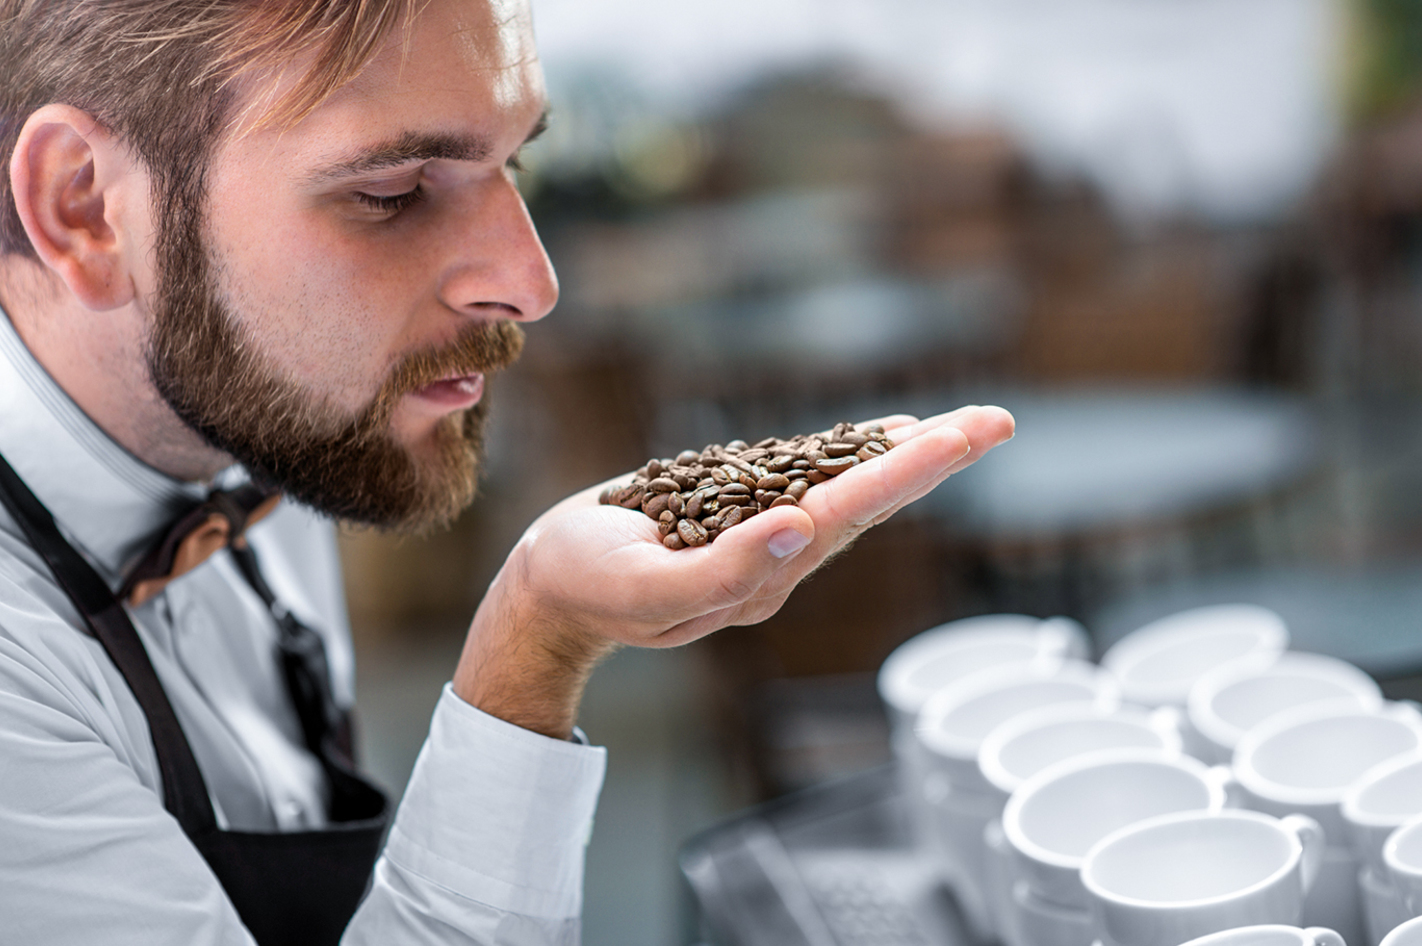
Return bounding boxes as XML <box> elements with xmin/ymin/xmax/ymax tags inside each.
<box><xmin>2</xmin><ymin>0</ymin><xmax>1015</xmax><ymax>739</ymax></box>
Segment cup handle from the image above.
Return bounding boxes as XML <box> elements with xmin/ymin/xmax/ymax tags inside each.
<box><xmin>1284</xmin><ymin>814</ymin><xmax>1327</xmax><ymax>894</ymax></box>
<box><xmin>1387</xmin><ymin>699</ymin><xmax>1422</xmax><ymax>725</ymax></box>
<box><xmin>1149</xmin><ymin>705</ymin><xmax>1186</xmax><ymax>748</ymax></box>
<box><xmin>1205</xmin><ymin>764</ymin><xmax>1246</xmax><ymax>808</ymax></box>
<box><xmin>1303</xmin><ymin>928</ymin><xmax>1345</xmax><ymax>946</ymax></box>
<box><xmin>1036</xmin><ymin>617</ymin><xmax>1091</xmax><ymax>662</ymax></box>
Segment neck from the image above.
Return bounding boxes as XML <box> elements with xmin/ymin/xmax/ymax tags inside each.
<box><xmin>0</xmin><ymin>258</ymin><xmax>234</xmax><ymax>483</ymax></box>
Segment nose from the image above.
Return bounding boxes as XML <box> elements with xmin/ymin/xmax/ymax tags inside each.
<box><xmin>440</xmin><ymin>174</ymin><xmax>558</xmax><ymax>323</ymax></box>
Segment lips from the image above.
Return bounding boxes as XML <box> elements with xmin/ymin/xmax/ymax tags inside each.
<box><xmin>409</xmin><ymin>372</ymin><xmax>485</xmax><ymax>410</ymax></box>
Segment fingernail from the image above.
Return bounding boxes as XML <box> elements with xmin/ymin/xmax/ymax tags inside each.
<box><xmin>768</xmin><ymin>529</ymin><xmax>811</xmax><ymax>559</ymax></box>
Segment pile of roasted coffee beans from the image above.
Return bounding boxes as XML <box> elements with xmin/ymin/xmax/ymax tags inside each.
<box><xmin>598</xmin><ymin>422</ymin><xmax>895</xmax><ymax>549</ymax></box>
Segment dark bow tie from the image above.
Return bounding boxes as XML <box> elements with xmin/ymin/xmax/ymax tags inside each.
<box><xmin>120</xmin><ymin>485</ymin><xmax>281</xmax><ymax>607</ymax></box>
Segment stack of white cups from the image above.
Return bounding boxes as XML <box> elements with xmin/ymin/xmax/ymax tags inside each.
<box><xmin>877</xmin><ymin>602</ymin><xmax>1422</xmax><ymax>946</ymax></box>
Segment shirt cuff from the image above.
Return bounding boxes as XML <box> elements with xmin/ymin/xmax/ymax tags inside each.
<box><xmin>381</xmin><ymin>683</ymin><xmax>607</xmax><ymax>919</ymax></box>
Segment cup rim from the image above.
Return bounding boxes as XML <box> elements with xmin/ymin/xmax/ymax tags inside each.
<box><xmin>1175</xmin><ymin>925</ymin><xmax>1322</xmax><ymax>946</ymax></box>
<box><xmin>1100</xmin><ymin>604</ymin><xmax>1288</xmax><ymax>706</ymax></box>
<box><xmin>1232</xmin><ymin>701</ymin><xmax>1422</xmax><ymax>806</ymax></box>
<box><xmin>1002</xmin><ymin>747</ymin><xmax>1216</xmax><ymax>870</ymax></box>
<box><xmin>977</xmin><ymin>702</ymin><xmax>1177</xmax><ymax>797</ymax></box>
<box><xmin>1187</xmin><ymin>651</ymin><xmax>1382</xmax><ymax>754</ymax></box>
<box><xmin>1081</xmin><ymin>809</ymin><xmax>1302</xmax><ymax>909</ymax></box>
<box><xmin>877</xmin><ymin>614</ymin><xmax>1054</xmax><ymax>716</ymax></box>
<box><xmin>915</xmin><ymin>659</ymin><xmax>1114</xmax><ymax>762</ymax></box>
<box><xmin>1382</xmin><ymin>815</ymin><xmax>1422</xmax><ymax>880</ymax></box>
<box><xmin>1381</xmin><ymin>915</ymin><xmax>1422</xmax><ymax>946</ymax></box>
<box><xmin>1342</xmin><ymin>749</ymin><xmax>1422</xmax><ymax>829</ymax></box>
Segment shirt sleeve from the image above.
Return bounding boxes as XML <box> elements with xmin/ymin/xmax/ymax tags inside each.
<box><xmin>342</xmin><ymin>684</ymin><xmax>607</xmax><ymax>946</ymax></box>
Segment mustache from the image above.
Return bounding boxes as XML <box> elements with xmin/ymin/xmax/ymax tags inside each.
<box><xmin>384</xmin><ymin>319</ymin><xmax>526</xmax><ymax>396</ymax></box>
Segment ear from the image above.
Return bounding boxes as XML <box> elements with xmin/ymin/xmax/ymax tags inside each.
<box><xmin>8</xmin><ymin>104</ymin><xmax>145</xmax><ymax>310</ymax></box>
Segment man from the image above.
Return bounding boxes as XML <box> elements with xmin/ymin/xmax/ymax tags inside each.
<box><xmin>0</xmin><ymin>0</ymin><xmax>1013</xmax><ymax>943</ymax></box>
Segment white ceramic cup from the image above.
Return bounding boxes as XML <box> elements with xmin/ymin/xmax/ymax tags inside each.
<box><xmin>1343</xmin><ymin>751</ymin><xmax>1422</xmax><ymax>944</ymax></box>
<box><xmin>878</xmin><ymin>614</ymin><xmax>1090</xmax><ymax>735</ymax></box>
<box><xmin>1383</xmin><ymin>915</ymin><xmax>1422</xmax><ymax>946</ymax></box>
<box><xmin>1011</xmin><ymin>878</ymin><xmax>1096</xmax><ymax>946</ymax></box>
<box><xmin>979</xmin><ymin>702</ymin><xmax>1184</xmax><ymax>802</ymax></box>
<box><xmin>916</xmin><ymin>659</ymin><xmax>1117</xmax><ymax>936</ymax></box>
<box><xmin>1189</xmin><ymin>652</ymin><xmax>1383</xmax><ymax>764</ymax></box>
<box><xmin>978</xmin><ymin>703</ymin><xmax>1184</xmax><ymax>942</ymax></box>
<box><xmin>1081</xmin><ymin>809</ymin><xmax>1327</xmax><ymax>946</ymax></box>
<box><xmin>1383</xmin><ymin>816</ymin><xmax>1422</xmax><ymax>917</ymax></box>
<box><xmin>1361</xmin><ymin>863</ymin><xmax>1409</xmax><ymax>946</ymax></box>
<box><xmin>1002</xmin><ymin>748</ymin><xmax>1233</xmax><ymax>911</ymax></box>
<box><xmin>1101</xmin><ymin>604</ymin><xmax>1289</xmax><ymax>710</ymax></box>
<box><xmin>1234</xmin><ymin>701</ymin><xmax>1422</xmax><ymax>946</ymax></box>
<box><xmin>1175</xmin><ymin>926</ymin><xmax>1345</xmax><ymax>946</ymax></box>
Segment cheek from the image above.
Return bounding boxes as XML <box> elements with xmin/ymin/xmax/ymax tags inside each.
<box><xmin>208</xmin><ymin>205</ymin><xmax>411</xmax><ymax>407</ymax></box>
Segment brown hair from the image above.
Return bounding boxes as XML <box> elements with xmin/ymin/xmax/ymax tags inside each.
<box><xmin>0</xmin><ymin>0</ymin><xmax>421</xmax><ymax>258</ymax></box>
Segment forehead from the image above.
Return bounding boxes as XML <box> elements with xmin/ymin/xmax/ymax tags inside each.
<box><xmin>222</xmin><ymin>0</ymin><xmax>545</xmax><ymax>174</ymax></box>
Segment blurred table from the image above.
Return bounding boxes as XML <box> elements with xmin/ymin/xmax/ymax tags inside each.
<box><xmin>923</xmin><ymin>386</ymin><xmax>1320</xmax><ymax>539</ymax></box>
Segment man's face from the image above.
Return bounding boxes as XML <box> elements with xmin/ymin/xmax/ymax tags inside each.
<box><xmin>142</xmin><ymin>0</ymin><xmax>557</xmax><ymax>530</ymax></box>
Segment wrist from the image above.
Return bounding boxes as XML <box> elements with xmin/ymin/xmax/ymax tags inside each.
<box><xmin>452</xmin><ymin>551</ymin><xmax>619</xmax><ymax>740</ymax></box>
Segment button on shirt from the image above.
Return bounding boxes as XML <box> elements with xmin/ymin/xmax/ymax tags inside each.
<box><xmin>0</xmin><ymin>309</ymin><xmax>607</xmax><ymax>945</ymax></box>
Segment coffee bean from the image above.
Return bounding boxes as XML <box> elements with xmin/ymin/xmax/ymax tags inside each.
<box><xmin>815</xmin><ymin>456</ymin><xmax>858</xmax><ymax>475</ymax></box>
<box><xmin>864</xmin><ymin>423</ymin><xmax>885</xmax><ymax>434</ymax></box>
<box><xmin>607</xmin><ymin>421</ymin><xmax>894</xmax><ymax>548</ymax></box>
<box><xmin>677</xmin><ymin>518</ymin><xmax>708</xmax><ymax>547</ymax></box>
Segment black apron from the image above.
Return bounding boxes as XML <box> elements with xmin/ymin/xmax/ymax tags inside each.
<box><xmin>0</xmin><ymin>452</ymin><xmax>390</xmax><ymax>946</ymax></box>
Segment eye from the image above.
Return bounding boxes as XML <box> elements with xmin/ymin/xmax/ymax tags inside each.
<box><xmin>354</xmin><ymin>187</ymin><xmax>425</xmax><ymax>215</ymax></box>
<box><xmin>506</xmin><ymin>151</ymin><xmax>529</xmax><ymax>174</ymax></box>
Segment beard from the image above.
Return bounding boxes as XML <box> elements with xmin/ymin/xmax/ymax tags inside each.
<box><xmin>142</xmin><ymin>196</ymin><xmax>525</xmax><ymax>534</ymax></box>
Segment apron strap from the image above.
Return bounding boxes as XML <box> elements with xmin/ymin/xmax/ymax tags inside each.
<box><xmin>0</xmin><ymin>452</ymin><xmax>218</xmax><ymax>833</ymax></box>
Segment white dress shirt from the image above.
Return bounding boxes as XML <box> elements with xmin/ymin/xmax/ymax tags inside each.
<box><xmin>0</xmin><ymin>308</ymin><xmax>607</xmax><ymax>945</ymax></box>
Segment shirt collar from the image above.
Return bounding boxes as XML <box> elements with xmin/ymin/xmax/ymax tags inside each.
<box><xmin>0</xmin><ymin>305</ymin><xmax>233</xmax><ymax>584</ymax></box>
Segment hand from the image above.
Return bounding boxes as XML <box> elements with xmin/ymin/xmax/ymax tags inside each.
<box><xmin>452</xmin><ymin>405</ymin><xmax>1014</xmax><ymax>738</ymax></box>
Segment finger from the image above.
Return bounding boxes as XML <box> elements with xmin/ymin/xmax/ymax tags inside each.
<box><xmin>856</xmin><ymin>413</ymin><xmax>919</xmax><ymax>433</ymax></box>
<box><xmin>620</xmin><ymin>502</ymin><xmax>817</xmax><ymax>623</ymax></box>
<box><xmin>800</xmin><ymin>424</ymin><xmax>972</xmax><ymax>540</ymax></box>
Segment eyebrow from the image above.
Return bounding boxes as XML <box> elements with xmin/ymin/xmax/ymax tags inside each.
<box><xmin>302</xmin><ymin>109</ymin><xmax>550</xmax><ymax>186</ymax></box>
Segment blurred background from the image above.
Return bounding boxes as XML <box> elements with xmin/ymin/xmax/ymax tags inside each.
<box><xmin>340</xmin><ymin>1</ymin><xmax>1422</xmax><ymax>943</ymax></box>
